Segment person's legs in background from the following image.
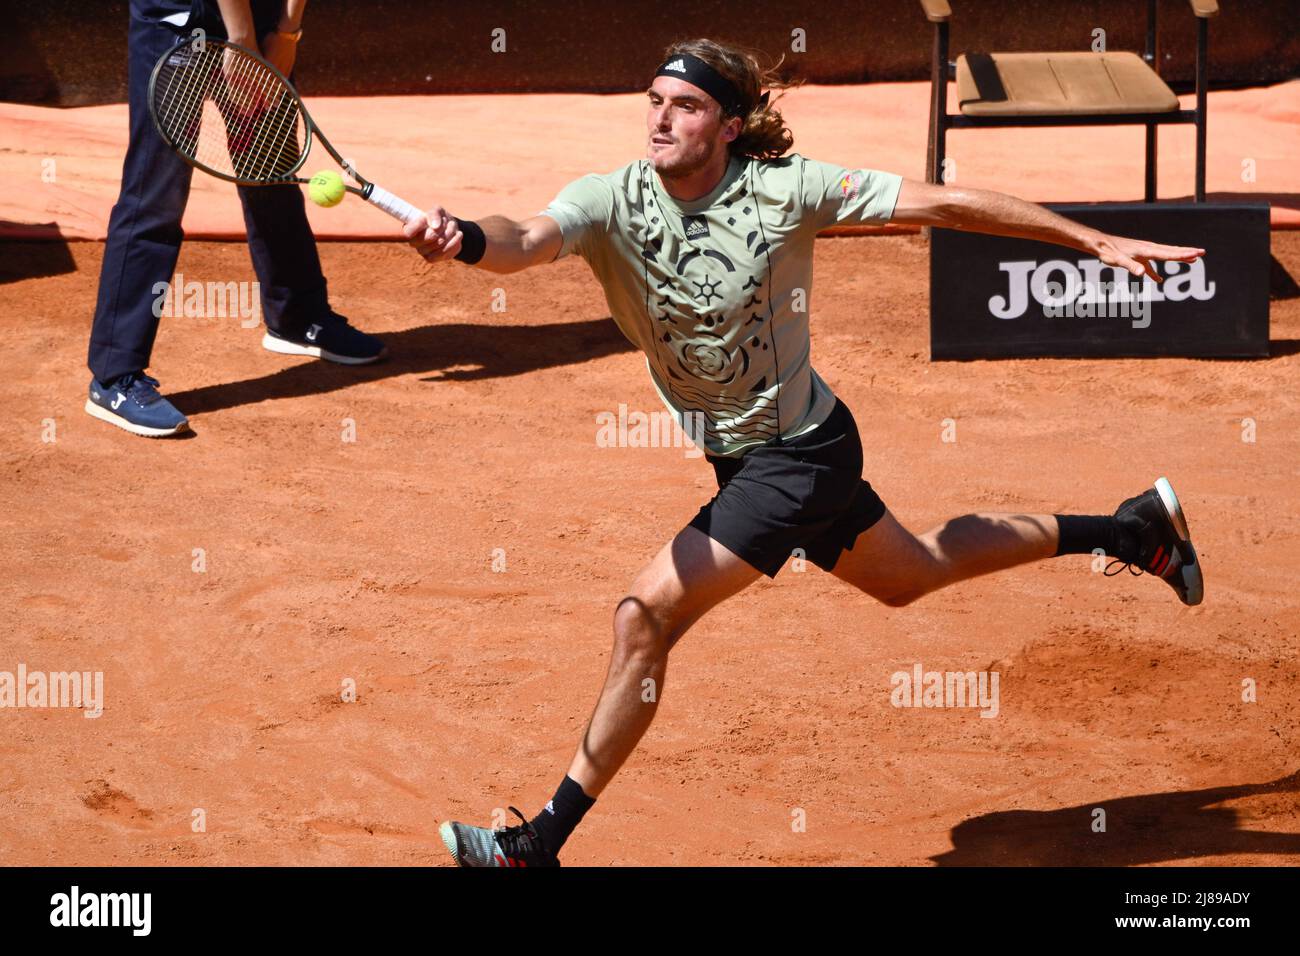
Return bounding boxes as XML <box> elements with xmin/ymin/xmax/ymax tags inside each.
<box><xmin>86</xmin><ymin>1</ymin><xmax>389</xmax><ymax>439</ymax></box>
<box><xmin>241</xmin><ymin>1</ymin><xmax>386</xmax><ymax>366</ymax></box>
<box><xmin>85</xmin><ymin>4</ymin><xmax>195</xmax><ymax>436</ymax></box>
<box><xmin>238</xmin><ymin>183</ymin><xmax>329</xmax><ymax>336</ymax></box>
<box><xmin>240</xmin><ymin>180</ymin><xmax>388</xmax><ymax>365</ymax></box>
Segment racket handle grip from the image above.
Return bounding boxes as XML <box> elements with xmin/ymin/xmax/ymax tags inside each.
<box><xmin>365</xmin><ymin>184</ymin><xmax>423</xmax><ymax>224</ymax></box>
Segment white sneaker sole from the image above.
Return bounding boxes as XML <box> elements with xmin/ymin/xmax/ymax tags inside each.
<box><xmin>261</xmin><ymin>332</ymin><xmax>385</xmax><ymax>366</ymax></box>
<box><xmin>1154</xmin><ymin>476</ymin><xmax>1203</xmax><ymax>606</ymax></box>
<box><xmin>84</xmin><ymin>399</ymin><xmax>188</xmax><ymax>438</ymax></box>
<box><xmin>439</xmin><ymin>821</ymin><xmax>464</xmax><ymax>866</ymax></box>
<box><xmin>1154</xmin><ymin>477</ymin><xmax>1190</xmax><ymax>541</ymax></box>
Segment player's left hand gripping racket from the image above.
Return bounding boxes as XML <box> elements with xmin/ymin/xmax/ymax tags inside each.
<box><xmin>147</xmin><ymin>35</ymin><xmax>421</xmax><ymax>223</ymax></box>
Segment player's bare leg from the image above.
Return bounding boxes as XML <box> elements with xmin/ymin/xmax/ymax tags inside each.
<box><xmin>834</xmin><ymin>477</ymin><xmax>1202</xmax><ymax>608</ymax></box>
<box><xmin>564</xmin><ymin>525</ymin><xmax>762</xmax><ymax>797</ymax></box>
<box><xmin>831</xmin><ymin>509</ymin><xmax>1059</xmax><ymax>607</ymax></box>
<box><xmin>439</xmin><ymin>525</ymin><xmax>760</xmax><ymax>865</ymax></box>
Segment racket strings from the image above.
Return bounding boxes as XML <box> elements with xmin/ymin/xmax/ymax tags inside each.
<box><xmin>151</xmin><ymin>41</ymin><xmax>307</xmax><ymax>183</ymax></box>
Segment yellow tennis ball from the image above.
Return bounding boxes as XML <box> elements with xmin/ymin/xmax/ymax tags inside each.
<box><xmin>308</xmin><ymin>170</ymin><xmax>345</xmax><ymax>207</ymax></box>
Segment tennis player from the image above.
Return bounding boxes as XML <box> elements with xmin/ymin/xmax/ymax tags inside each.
<box><xmin>409</xmin><ymin>38</ymin><xmax>1207</xmax><ymax>867</ymax></box>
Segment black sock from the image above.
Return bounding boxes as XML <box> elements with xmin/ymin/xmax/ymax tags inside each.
<box><xmin>1053</xmin><ymin>514</ymin><xmax>1139</xmax><ymax>561</ymax></box>
<box><xmin>529</xmin><ymin>776</ymin><xmax>595</xmax><ymax>857</ymax></box>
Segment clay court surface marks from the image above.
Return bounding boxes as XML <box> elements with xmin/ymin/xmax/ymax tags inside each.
<box><xmin>1</xmin><ymin>236</ymin><xmax>1297</xmax><ymax>865</ymax></box>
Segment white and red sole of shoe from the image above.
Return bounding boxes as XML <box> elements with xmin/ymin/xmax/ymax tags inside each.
<box><xmin>1154</xmin><ymin>476</ymin><xmax>1191</xmax><ymax>542</ymax></box>
<box><xmin>1154</xmin><ymin>476</ymin><xmax>1203</xmax><ymax>606</ymax></box>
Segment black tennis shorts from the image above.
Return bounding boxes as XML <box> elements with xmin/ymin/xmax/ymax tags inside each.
<box><xmin>688</xmin><ymin>398</ymin><xmax>888</xmax><ymax>577</ymax></box>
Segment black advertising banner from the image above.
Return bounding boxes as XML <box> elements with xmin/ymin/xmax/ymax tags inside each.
<box><xmin>929</xmin><ymin>203</ymin><xmax>1270</xmax><ymax>359</ymax></box>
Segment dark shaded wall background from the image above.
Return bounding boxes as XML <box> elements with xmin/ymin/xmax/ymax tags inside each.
<box><xmin>3</xmin><ymin>0</ymin><xmax>1298</xmax><ymax>107</ymax></box>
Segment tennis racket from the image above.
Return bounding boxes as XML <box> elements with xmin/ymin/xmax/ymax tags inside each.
<box><xmin>147</xmin><ymin>35</ymin><xmax>421</xmax><ymax>223</ymax></box>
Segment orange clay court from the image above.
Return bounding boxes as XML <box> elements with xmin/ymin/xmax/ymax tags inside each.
<box><xmin>1</xmin><ymin>79</ymin><xmax>1299</xmax><ymax>865</ymax></box>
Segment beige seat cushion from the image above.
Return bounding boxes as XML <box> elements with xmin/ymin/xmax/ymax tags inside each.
<box><xmin>956</xmin><ymin>51</ymin><xmax>1179</xmax><ymax>116</ymax></box>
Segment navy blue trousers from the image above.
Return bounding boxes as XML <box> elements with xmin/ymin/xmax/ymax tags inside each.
<box><xmin>88</xmin><ymin>2</ymin><xmax>330</xmax><ymax>382</ymax></box>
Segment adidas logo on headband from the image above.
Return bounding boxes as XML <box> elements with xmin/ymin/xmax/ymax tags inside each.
<box><xmin>654</xmin><ymin>53</ymin><xmax>751</xmax><ymax>117</ymax></box>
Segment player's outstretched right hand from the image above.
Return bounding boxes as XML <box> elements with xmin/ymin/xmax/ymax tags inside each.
<box><xmin>405</xmin><ymin>207</ymin><xmax>464</xmax><ymax>264</ymax></box>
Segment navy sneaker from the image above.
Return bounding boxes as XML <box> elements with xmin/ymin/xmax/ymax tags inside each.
<box><xmin>1108</xmin><ymin>476</ymin><xmax>1204</xmax><ymax>606</ymax></box>
<box><xmin>85</xmin><ymin>373</ymin><xmax>189</xmax><ymax>438</ymax></box>
<box><xmin>262</xmin><ymin>314</ymin><xmax>387</xmax><ymax>365</ymax></box>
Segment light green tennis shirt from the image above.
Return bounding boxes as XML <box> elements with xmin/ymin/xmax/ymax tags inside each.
<box><xmin>541</xmin><ymin>152</ymin><xmax>902</xmax><ymax>457</ymax></box>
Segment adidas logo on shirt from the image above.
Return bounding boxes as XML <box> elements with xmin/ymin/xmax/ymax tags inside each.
<box><xmin>663</xmin><ymin>58</ymin><xmax>686</xmax><ymax>73</ymax></box>
<box><xmin>683</xmin><ymin>215</ymin><xmax>710</xmax><ymax>239</ymax></box>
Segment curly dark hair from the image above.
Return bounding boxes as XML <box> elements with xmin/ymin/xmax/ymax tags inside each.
<box><xmin>661</xmin><ymin>37</ymin><xmax>802</xmax><ymax>160</ymax></box>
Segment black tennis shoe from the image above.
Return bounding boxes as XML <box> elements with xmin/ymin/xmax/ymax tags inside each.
<box><xmin>263</xmin><ymin>314</ymin><xmax>387</xmax><ymax>365</ymax></box>
<box><xmin>1108</xmin><ymin>477</ymin><xmax>1204</xmax><ymax>606</ymax></box>
<box><xmin>439</xmin><ymin>807</ymin><xmax>561</xmax><ymax>867</ymax></box>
